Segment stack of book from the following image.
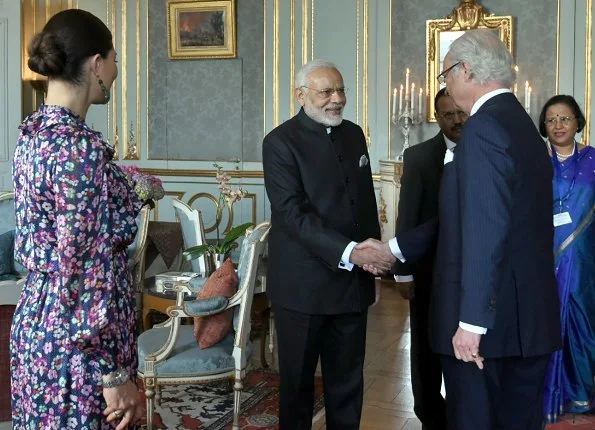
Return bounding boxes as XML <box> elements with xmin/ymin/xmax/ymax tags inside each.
<box><xmin>154</xmin><ymin>271</ymin><xmax>201</xmax><ymax>292</ymax></box>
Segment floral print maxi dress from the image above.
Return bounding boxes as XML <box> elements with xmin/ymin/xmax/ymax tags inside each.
<box><xmin>10</xmin><ymin>105</ymin><xmax>144</xmax><ymax>429</ymax></box>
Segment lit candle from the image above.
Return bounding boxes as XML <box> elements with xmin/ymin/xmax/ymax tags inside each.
<box><xmin>411</xmin><ymin>83</ymin><xmax>416</xmax><ymax>116</ymax></box>
<box><xmin>524</xmin><ymin>81</ymin><xmax>529</xmax><ymax>110</ymax></box>
<box><xmin>405</xmin><ymin>68</ymin><xmax>410</xmax><ymax>102</ymax></box>
<box><xmin>527</xmin><ymin>86</ymin><xmax>532</xmax><ymax>114</ymax></box>
<box><xmin>392</xmin><ymin>87</ymin><xmax>397</xmax><ymax>116</ymax></box>
<box><xmin>399</xmin><ymin>84</ymin><xmax>403</xmax><ymax>115</ymax></box>
<box><xmin>418</xmin><ymin>88</ymin><xmax>423</xmax><ymax>121</ymax></box>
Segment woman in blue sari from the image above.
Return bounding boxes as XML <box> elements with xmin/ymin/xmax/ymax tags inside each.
<box><xmin>539</xmin><ymin>95</ymin><xmax>595</xmax><ymax>423</ymax></box>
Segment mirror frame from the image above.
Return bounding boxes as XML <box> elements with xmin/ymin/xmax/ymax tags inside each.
<box><xmin>425</xmin><ymin>0</ymin><xmax>514</xmax><ymax>122</ymax></box>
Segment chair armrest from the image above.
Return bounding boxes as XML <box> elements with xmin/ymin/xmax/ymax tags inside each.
<box><xmin>187</xmin><ymin>277</ymin><xmax>208</xmax><ymax>293</ymax></box>
<box><xmin>182</xmin><ymin>296</ymin><xmax>229</xmax><ymax>317</ymax></box>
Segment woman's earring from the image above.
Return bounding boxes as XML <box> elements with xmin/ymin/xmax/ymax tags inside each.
<box><xmin>98</xmin><ymin>78</ymin><xmax>110</xmax><ymax>102</ymax></box>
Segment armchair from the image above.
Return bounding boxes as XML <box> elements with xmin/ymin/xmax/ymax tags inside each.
<box><xmin>127</xmin><ymin>205</ymin><xmax>152</xmax><ymax>329</ymax></box>
<box><xmin>137</xmin><ymin>221</ymin><xmax>271</xmax><ymax>430</ymax></box>
<box><xmin>172</xmin><ymin>198</ymin><xmax>207</xmax><ymax>274</ymax></box>
<box><xmin>0</xmin><ymin>192</ymin><xmax>24</xmax><ymax>422</ymax></box>
<box><xmin>0</xmin><ymin>192</ymin><xmax>25</xmax><ymax>297</ymax></box>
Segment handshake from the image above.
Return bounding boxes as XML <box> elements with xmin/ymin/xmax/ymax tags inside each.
<box><xmin>351</xmin><ymin>238</ymin><xmax>396</xmax><ymax>276</ymax></box>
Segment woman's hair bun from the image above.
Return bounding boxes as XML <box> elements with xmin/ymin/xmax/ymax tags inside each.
<box><xmin>27</xmin><ymin>31</ymin><xmax>66</xmax><ymax>77</ymax></box>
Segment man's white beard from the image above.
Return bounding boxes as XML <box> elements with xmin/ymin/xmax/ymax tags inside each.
<box><xmin>304</xmin><ymin>103</ymin><xmax>344</xmax><ymax>127</ymax></box>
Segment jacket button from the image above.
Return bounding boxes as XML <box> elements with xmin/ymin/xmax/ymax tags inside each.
<box><xmin>350</xmin><ymin>199</ymin><xmax>355</xmax><ymax>205</ymax></box>
<box><xmin>354</xmin><ymin>222</ymin><xmax>359</xmax><ymax>228</ymax></box>
<box><xmin>345</xmin><ymin>177</ymin><xmax>350</xmax><ymax>183</ymax></box>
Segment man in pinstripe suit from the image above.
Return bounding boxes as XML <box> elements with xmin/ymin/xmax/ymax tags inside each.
<box><xmin>359</xmin><ymin>30</ymin><xmax>561</xmax><ymax>429</ymax></box>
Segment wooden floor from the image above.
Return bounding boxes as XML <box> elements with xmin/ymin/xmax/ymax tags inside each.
<box><xmin>1</xmin><ymin>280</ymin><xmax>592</xmax><ymax>430</ymax></box>
<box><xmin>254</xmin><ymin>280</ymin><xmax>594</xmax><ymax>430</ymax></box>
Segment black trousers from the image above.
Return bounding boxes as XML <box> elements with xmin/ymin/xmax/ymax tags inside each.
<box><xmin>441</xmin><ymin>354</ymin><xmax>551</xmax><ymax>430</ymax></box>
<box><xmin>409</xmin><ymin>288</ymin><xmax>447</xmax><ymax>429</ymax></box>
<box><xmin>273</xmin><ymin>304</ymin><xmax>368</xmax><ymax>430</ymax></box>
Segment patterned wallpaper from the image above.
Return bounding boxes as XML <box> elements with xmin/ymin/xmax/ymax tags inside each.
<box><xmin>391</xmin><ymin>0</ymin><xmax>557</xmax><ymax>154</ymax></box>
<box><xmin>148</xmin><ymin>0</ymin><xmax>264</xmax><ymax>162</ymax></box>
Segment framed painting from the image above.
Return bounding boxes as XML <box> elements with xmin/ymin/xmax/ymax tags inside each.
<box><xmin>167</xmin><ymin>0</ymin><xmax>236</xmax><ymax>59</ymax></box>
<box><xmin>426</xmin><ymin>0</ymin><xmax>513</xmax><ymax>121</ymax></box>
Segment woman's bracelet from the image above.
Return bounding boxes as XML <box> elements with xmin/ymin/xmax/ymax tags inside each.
<box><xmin>101</xmin><ymin>368</ymin><xmax>129</xmax><ymax>389</ymax></box>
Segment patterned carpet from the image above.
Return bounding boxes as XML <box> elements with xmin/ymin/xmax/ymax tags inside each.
<box><xmin>144</xmin><ymin>369</ymin><xmax>324</xmax><ymax>429</ymax></box>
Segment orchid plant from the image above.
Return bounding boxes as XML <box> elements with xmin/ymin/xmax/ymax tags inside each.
<box><xmin>184</xmin><ymin>163</ymin><xmax>251</xmax><ymax>261</ymax></box>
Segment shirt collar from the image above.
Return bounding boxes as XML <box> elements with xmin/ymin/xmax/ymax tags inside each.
<box><xmin>444</xmin><ymin>135</ymin><xmax>457</xmax><ymax>150</ymax></box>
<box><xmin>470</xmin><ymin>88</ymin><xmax>512</xmax><ymax>116</ymax></box>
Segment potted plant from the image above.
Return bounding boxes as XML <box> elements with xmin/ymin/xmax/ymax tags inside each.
<box><xmin>183</xmin><ymin>163</ymin><xmax>251</xmax><ymax>272</ymax></box>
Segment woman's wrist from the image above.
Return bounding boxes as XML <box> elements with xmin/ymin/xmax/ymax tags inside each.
<box><xmin>101</xmin><ymin>367</ymin><xmax>129</xmax><ymax>388</ymax></box>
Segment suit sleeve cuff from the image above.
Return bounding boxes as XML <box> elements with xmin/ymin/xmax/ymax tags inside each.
<box><xmin>459</xmin><ymin>321</ymin><xmax>487</xmax><ymax>335</ymax></box>
<box><xmin>394</xmin><ymin>274</ymin><xmax>414</xmax><ymax>282</ymax></box>
<box><xmin>389</xmin><ymin>237</ymin><xmax>406</xmax><ymax>262</ymax></box>
<box><xmin>339</xmin><ymin>241</ymin><xmax>357</xmax><ymax>271</ymax></box>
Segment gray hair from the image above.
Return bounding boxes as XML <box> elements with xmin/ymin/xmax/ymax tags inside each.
<box><xmin>448</xmin><ymin>30</ymin><xmax>515</xmax><ymax>87</ymax></box>
<box><xmin>295</xmin><ymin>59</ymin><xmax>338</xmax><ymax>88</ymax></box>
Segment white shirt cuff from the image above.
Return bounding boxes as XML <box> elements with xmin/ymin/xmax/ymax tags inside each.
<box><xmin>459</xmin><ymin>321</ymin><xmax>487</xmax><ymax>335</ymax></box>
<box><xmin>394</xmin><ymin>275</ymin><xmax>414</xmax><ymax>282</ymax></box>
<box><xmin>339</xmin><ymin>241</ymin><xmax>357</xmax><ymax>271</ymax></box>
<box><xmin>388</xmin><ymin>237</ymin><xmax>406</xmax><ymax>262</ymax></box>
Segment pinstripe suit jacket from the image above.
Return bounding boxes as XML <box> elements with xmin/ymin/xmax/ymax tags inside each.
<box><xmin>398</xmin><ymin>93</ymin><xmax>562</xmax><ymax>358</ymax></box>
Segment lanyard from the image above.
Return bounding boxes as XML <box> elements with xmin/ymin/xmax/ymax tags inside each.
<box><xmin>551</xmin><ymin>141</ymin><xmax>578</xmax><ymax>213</ymax></box>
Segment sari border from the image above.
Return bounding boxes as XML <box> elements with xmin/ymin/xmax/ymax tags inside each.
<box><xmin>555</xmin><ymin>202</ymin><xmax>595</xmax><ymax>258</ymax></box>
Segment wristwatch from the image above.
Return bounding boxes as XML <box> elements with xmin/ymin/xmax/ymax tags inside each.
<box><xmin>102</xmin><ymin>368</ymin><xmax>129</xmax><ymax>388</ymax></box>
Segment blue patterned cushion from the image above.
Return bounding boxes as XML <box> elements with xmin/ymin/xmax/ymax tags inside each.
<box><xmin>138</xmin><ymin>326</ymin><xmax>252</xmax><ymax>376</ymax></box>
<box><xmin>0</xmin><ymin>230</ymin><xmax>14</xmax><ymax>276</ymax></box>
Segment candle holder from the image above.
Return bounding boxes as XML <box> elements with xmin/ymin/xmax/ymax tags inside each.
<box><xmin>392</xmin><ymin>105</ymin><xmax>421</xmax><ymax>161</ymax></box>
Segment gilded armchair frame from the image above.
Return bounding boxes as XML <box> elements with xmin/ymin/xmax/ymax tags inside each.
<box><xmin>137</xmin><ymin>221</ymin><xmax>271</xmax><ymax>430</ymax></box>
<box><xmin>426</xmin><ymin>0</ymin><xmax>514</xmax><ymax>121</ymax></box>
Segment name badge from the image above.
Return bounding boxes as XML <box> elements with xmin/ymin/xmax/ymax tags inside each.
<box><xmin>553</xmin><ymin>212</ymin><xmax>572</xmax><ymax>227</ymax></box>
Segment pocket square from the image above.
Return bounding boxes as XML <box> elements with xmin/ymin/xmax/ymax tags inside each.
<box><xmin>443</xmin><ymin>149</ymin><xmax>454</xmax><ymax>165</ymax></box>
<box><xmin>359</xmin><ymin>154</ymin><xmax>369</xmax><ymax>168</ymax></box>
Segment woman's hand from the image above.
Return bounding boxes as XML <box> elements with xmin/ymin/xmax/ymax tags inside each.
<box><xmin>103</xmin><ymin>380</ymin><xmax>144</xmax><ymax>429</ymax></box>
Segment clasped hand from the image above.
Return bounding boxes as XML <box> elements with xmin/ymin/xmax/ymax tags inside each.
<box><xmin>351</xmin><ymin>239</ymin><xmax>396</xmax><ymax>275</ymax></box>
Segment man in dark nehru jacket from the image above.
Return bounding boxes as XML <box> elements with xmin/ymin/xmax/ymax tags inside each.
<box><xmin>262</xmin><ymin>59</ymin><xmax>395</xmax><ymax>429</ymax></box>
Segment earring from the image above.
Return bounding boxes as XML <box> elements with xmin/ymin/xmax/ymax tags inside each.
<box><xmin>98</xmin><ymin>78</ymin><xmax>110</xmax><ymax>102</ymax></box>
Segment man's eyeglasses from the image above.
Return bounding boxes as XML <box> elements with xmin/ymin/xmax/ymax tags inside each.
<box><xmin>544</xmin><ymin>116</ymin><xmax>576</xmax><ymax>128</ymax></box>
<box><xmin>437</xmin><ymin>61</ymin><xmax>461</xmax><ymax>85</ymax></box>
<box><xmin>301</xmin><ymin>86</ymin><xmax>347</xmax><ymax>99</ymax></box>
<box><xmin>438</xmin><ymin>110</ymin><xmax>468</xmax><ymax>121</ymax></box>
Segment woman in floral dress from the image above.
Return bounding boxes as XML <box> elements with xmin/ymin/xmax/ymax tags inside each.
<box><xmin>11</xmin><ymin>10</ymin><xmax>144</xmax><ymax>429</ymax></box>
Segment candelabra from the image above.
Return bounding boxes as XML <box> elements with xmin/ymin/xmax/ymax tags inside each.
<box><xmin>392</xmin><ymin>104</ymin><xmax>421</xmax><ymax>161</ymax></box>
<box><xmin>391</xmin><ymin>68</ymin><xmax>424</xmax><ymax>161</ymax></box>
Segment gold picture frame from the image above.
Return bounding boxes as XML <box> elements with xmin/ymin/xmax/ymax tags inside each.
<box><xmin>426</xmin><ymin>0</ymin><xmax>513</xmax><ymax>122</ymax></box>
<box><xmin>167</xmin><ymin>0</ymin><xmax>237</xmax><ymax>60</ymax></box>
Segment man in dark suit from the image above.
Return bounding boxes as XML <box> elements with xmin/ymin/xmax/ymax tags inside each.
<box><xmin>359</xmin><ymin>31</ymin><xmax>561</xmax><ymax>429</ymax></box>
<box><xmin>394</xmin><ymin>88</ymin><xmax>467</xmax><ymax>430</ymax></box>
<box><xmin>262</xmin><ymin>59</ymin><xmax>395</xmax><ymax>430</ymax></box>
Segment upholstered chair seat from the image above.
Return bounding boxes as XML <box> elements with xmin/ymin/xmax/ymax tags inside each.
<box><xmin>137</xmin><ymin>221</ymin><xmax>270</xmax><ymax>430</ymax></box>
<box><xmin>139</xmin><ymin>328</ymin><xmax>238</xmax><ymax>376</ymax></box>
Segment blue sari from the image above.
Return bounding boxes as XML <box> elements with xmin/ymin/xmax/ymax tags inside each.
<box><xmin>543</xmin><ymin>144</ymin><xmax>595</xmax><ymax>423</ymax></box>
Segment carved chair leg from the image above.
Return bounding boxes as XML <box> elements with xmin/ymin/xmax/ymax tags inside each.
<box><xmin>232</xmin><ymin>377</ymin><xmax>243</xmax><ymax>430</ymax></box>
<box><xmin>145</xmin><ymin>380</ymin><xmax>156</xmax><ymax>430</ymax></box>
